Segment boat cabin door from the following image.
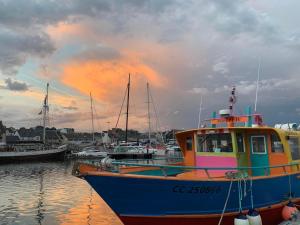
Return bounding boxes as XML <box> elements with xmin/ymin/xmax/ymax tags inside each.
<box><xmin>249</xmin><ymin>135</ymin><xmax>270</xmax><ymax>176</ymax></box>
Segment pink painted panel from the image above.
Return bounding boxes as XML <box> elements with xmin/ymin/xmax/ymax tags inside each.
<box><xmin>196</xmin><ymin>156</ymin><xmax>237</xmax><ymax>177</ymax></box>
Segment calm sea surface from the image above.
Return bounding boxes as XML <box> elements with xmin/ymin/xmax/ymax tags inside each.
<box><xmin>0</xmin><ymin>160</ymin><xmax>123</xmax><ymax>225</ymax></box>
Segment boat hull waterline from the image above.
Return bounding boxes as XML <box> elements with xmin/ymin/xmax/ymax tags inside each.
<box><xmin>83</xmin><ymin>172</ymin><xmax>300</xmax><ymax>225</ymax></box>
<box><xmin>0</xmin><ymin>147</ymin><xmax>67</xmax><ymax>163</ymax></box>
<box><xmin>118</xmin><ymin>204</ymin><xmax>295</xmax><ymax>225</ymax></box>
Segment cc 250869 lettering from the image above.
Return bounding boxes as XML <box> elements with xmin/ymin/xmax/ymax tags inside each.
<box><xmin>172</xmin><ymin>185</ymin><xmax>221</xmax><ymax>194</ymax></box>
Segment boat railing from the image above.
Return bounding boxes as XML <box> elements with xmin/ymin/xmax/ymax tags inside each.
<box><xmin>110</xmin><ymin>161</ymin><xmax>300</xmax><ymax>179</ymax></box>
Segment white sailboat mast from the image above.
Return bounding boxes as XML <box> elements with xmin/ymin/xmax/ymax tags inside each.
<box><xmin>90</xmin><ymin>92</ymin><xmax>95</xmax><ymax>142</ymax></box>
<box><xmin>254</xmin><ymin>59</ymin><xmax>261</xmax><ymax>112</ymax></box>
<box><xmin>125</xmin><ymin>74</ymin><xmax>130</xmax><ymax>143</ymax></box>
<box><xmin>147</xmin><ymin>82</ymin><xmax>151</xmax><ymax>147</ymax></box>
<box><xmin>197</xmin><ymin>95</ymin><xmax>203</xmax><ymax>129</ymax></box>
<box><xmin>43</xmin><ymin>83</ymin><xmax>49</xmax><ymax>144</ymax></box>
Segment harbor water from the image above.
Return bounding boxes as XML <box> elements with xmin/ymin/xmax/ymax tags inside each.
<box><xmin>0</xmin><ymin>160</ymin><xmax>123</xmax><ymax>225</ymax></box>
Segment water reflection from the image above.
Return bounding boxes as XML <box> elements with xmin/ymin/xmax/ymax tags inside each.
<box><xmin>0</xmin><ymin>161</ymin><xmax>122</xmax><ymax>225</ymax></box>
<box><xmin>87</xmin><ymin>187</ymin><xmax>93</xmax><ymax>225</ymax></box>
<box><xmin>36</xmin><ymin>170</ymin><xmax>45</xmax><ymax>225</ymax></box>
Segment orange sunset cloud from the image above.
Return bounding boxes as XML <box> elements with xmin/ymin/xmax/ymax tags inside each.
<box><xmin>60</xmin><ymin>57</ymin><xmax>166</xmax><ymax>103</ymax></box>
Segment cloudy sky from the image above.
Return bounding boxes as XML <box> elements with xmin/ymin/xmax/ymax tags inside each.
<box><xmin>0</xmin><ymin>0</ymin><xmax>300</xmax><ymax>132</ymax></box>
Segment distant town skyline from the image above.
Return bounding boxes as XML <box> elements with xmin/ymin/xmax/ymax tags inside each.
<box><xmin>1</xmin><ymin>0</ymin><xmax>300</xmax><ymax>132</ymax></box>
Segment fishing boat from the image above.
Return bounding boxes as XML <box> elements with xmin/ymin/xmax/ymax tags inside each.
<box><xmin>73</xmin><ymin>87</ymin><xmax>300</xmax><ymax>225</ymax></box>
<box><xmin>0</xmin><ymin>83</ymin><xmax>68</xmax><ymax>163</ymax></box>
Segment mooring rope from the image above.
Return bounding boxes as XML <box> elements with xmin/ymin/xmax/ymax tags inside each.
<box><xmin>288</xmin><ymin>173</ymin><xmax>292</xmax><ymax>199</ymax></box>
<box><xmin>238</xmin><ymin>179</ymin><xmax>243</xmax><ymax>212</ymax></box>
<box><xmin>250</xmin><ymin>178</ymin><xmax>254</xmax><ymax>209</ymax></box>
<box><xmin>217</xmin><ymin>179</ymin><xmax>234</xmax><ymax>225</ymax></box>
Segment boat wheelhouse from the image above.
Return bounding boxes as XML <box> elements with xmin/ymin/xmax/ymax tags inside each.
<box><xmin>177</xmin><ymin>121</ymin><xmax>300</xmax><ymax>178</ymax></box>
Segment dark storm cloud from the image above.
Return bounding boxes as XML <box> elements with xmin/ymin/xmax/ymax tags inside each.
<box><xmin>2</xmin><ymin>78</ymin><xmax>29</xmax><ymax>91</ymax></box>
<box><xmin>0</xmin><ymin>0</ymin><xmax>68</xmax><ymax>28</ymax></box>
<box><xmin>0</xmin><ymin>0</ymin><xmax>178</xmax><ymax>75</ymax></box>
<box><xmin>0</xmin><ymin>28</ymin><xmax>55</xmax><ymax>75</ymax></box>
<box><xmin>0</xmin><ymin>0</ymin><xmax>174</xmax><ymax>28</ymax></box>
<box><xmin>198</xmin><ymin>0</ymin><xmax>280</xmax><ymax>44</ymax></box>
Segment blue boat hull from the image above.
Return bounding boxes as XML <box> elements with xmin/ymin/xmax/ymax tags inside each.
<box><xmin>84</xmin><ymin>172</ymin><xmax>300</xmax><ymax>220</ymax></box>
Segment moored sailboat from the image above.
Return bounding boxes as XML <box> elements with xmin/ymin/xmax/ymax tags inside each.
<box><xmin>71</xmin><ymin>92</ymin><xmax>108</xmax><ymax>158</ymax></box>
<box><xmin>0</xmin><ymin>83</ymin><xmax>67</xmax><ymax>163</ymax></box>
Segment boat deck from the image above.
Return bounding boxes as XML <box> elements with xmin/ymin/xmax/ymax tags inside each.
<box><xmin>75</xmin><ymin>163</ymin><xmax>235</xmax><ymax>180</ymax></box>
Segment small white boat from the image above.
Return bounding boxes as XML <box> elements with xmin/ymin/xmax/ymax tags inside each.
<box><xmin>74</xmin><ymin>146</ymin><xmax>107</xmax><ymax>158</ymax></box>
<box><xmin>165</xmin><ymin>145</ymin><xmax>183</xmax><ymax>157</ymax></box>
<box><xmin>143</xmin><ymin>147</ymin><xmax>167</xmax><ymax>156</ymax></box>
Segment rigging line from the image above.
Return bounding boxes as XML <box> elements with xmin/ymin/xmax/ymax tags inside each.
<box><xmin>149</xmin><ymin>89</ymin><xmax>160</xmax><ymax>139</ymax></box>
<box><xmin>146</xmin><ymin>82</ymin><xmax>151</xmax><ymax>146</ymax></box>
<box><xmin>93</xmin><ymin>106</ymin><xmax>106</xmax><ymax>147</ymax></box>
<box><xmin>149</xmin><ymin>87</ymin><xmax>165</xmax><ymax>144</ymax></box>
<box><xmin>92</xmin><ymin>106</ymin><xmax>103</xmax><ymax>132</ymax></box>
<box><xmin>90</xmin><ymin>92</ymin><xmax>95</xmax><ymax>142</ymax></box>
<box><xmin>20</xmin><ymin>72</ymin><xmax>89</xmax><ymax>101</ymax></box>
<box><xmin>92</xmin><ymin>106</ymin><xmax>107</xmax><ymax>150</ymax></box>
<box><xmin>115</xmin><ymin>85</ymin><xmax>128</xmax><ymax>129</ymax></box>
<box><xmin>130</xmin><ymin>89</ymin><xmax>139</xmax><ymax>128</ymax></box>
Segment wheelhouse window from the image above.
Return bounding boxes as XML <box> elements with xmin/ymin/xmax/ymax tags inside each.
<box><xmin>186</xmin><ymin>136</ymin><xmax>193</xmax><ymax>151</ymax></box>
<box><xmin>271</xmin><ymin>133</ymin><xmax>284</xmax><ymax>153</ymax></box>
<box><xmin>251</xmin><ymin>136</ymin><xmax>266</xmax><ymax>154</ymax></box>
<box><xmin>236</xmin><ymin>133</ymin><xmax>245</xmax><ymax>153</ymax></box>
<box><xmin>197</xmin><ymin>133</ymin><xmax>233</xmax><ymax>153</ymax></box>
<box><xmin>288</xmin><ymin>137</ymin><xmax>300</xmax><ymax>160</ymax></box>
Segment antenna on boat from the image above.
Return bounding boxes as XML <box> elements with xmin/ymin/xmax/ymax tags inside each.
<box><xmin>197</xmin><ymin>95</ymin><xmax>203</xmax><ymax>129</ymax></box>
<box><xmin>147</xmin><ymin>82</ymin><xmax>151</xmax><ymax>150</ymax></box>
<box><xmin>229</xmin><ymin>86</ymin><xmax>236</xmax><ymax>116</ymax></box>
<box><xmin>125</xmin><ymin>74</ymin><xmax>130</xmax><ymax>143</ymax></box>
<box><xmin>42</xmin><ymin>83</ymin><xmax>49</xmax><ymax>144</ymax></box>
<box><xmin>254</xmin><ymin>58</ymin><xmax>261</xmax><ymax>112</ymax></box>
<box><xmin>90</xmin><ymin>92</ymin><xmax>95</xmax><ymax>142</ymax></box>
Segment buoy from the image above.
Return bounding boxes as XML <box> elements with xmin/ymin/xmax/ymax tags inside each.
<box><xmin>282</xmin><ymin>202</ymin><xmax>298</xmax><ymax>220</ymax></box>
<box><xmin>247</xmin><ymin>209</ymin><xmax>262</xmax><ymax>225</ymax></box>
<box><xmin>234</xmin><ymin>213</ymin><xmax>250</xmax><ymax>225</ymax></box>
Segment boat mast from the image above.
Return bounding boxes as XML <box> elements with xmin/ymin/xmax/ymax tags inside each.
<box><xmin>197</xmin><ymin>95</ymin><xmax>203</xmax><ymax>129</ymax></box>
<box><xmin>147</xmin><ymin>82</ymin><xmax>151</xmax><ymax>148</ymax></box>
<box><xmin>43</xmin><ymin>83</ymin><xmax>49</xmax><ymax>144</ymax></box>
<box><xmin>125</xmin><ymin>74</ymin><xmax>130</xmax><ymax>143</ymax></box>
<box><xmin>254</xmin><ymin>59</ymin><xmax>261</xmax><ymax>112</ymax></box>
<box><xmin>90</xmin><ymin>92</ymin><xmax>95</xmax><ymax>142</ymax></box>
